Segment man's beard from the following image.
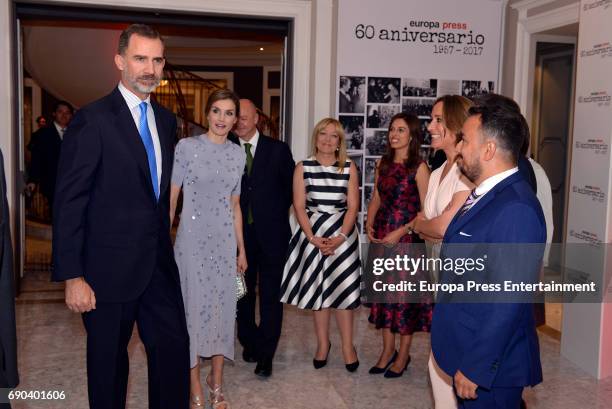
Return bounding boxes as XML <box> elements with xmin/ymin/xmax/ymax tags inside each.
<box><xmin>458</xmin><ymin>155</ymin><xmax>481</xmax><ymax>184</ymax></box>
<box><xmin>127</xmin><ymin>73</ymin><xmax>161</xmax><ymax>94</ymax></box>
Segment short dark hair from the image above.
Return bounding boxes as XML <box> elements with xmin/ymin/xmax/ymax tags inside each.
<box><xmin>54</xmin><ymin>100</ymin><xmax>74</xmax><ymax>114</ymax></box>
<box><xmin>468</xmin><ymin>93</ymin><xmax>529</xmax><ymax>164</ymax></box>
<box><xmin>118</xmin><ymin>24</ymin><xmax>164</xmax><ymax>55</ymax></box>
<box><xmin>204</xmin><ymin>89</ymin><xmax>241</xmax><ymax>120</ymax></box>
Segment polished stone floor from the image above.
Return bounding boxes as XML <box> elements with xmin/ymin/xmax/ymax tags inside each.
<box><xmin>11</xmin><ymin>300</ymin><xmax>612</xmax><ymax>409</ymax></box>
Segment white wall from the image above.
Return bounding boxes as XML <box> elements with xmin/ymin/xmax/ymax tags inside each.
<box><xmin>0</xmin><ymin>2</ymin><xmax>15</xmax><ymax>227</ymax></box>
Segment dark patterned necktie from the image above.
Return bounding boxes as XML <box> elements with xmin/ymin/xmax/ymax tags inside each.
<box><xmin>458</xmin><ymin>189</ymin><xmax>482</xmax><ymax>217</ymax></box>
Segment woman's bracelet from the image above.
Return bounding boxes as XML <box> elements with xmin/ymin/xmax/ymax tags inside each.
<box><xmin>404</xmin><ymin>224</ymin><xmax>413</xmax><ymax>235</ymax></box>
<box><xmin>338</xmin><ymin>232</ymin><xmax>348</xmax><ymax>241</ymax></box>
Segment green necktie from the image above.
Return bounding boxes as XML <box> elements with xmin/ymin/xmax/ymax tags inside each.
<box><xmin>244</xmin><ymin>143</ymin><xmax>254</xmax><ymax>224</ymax></box>
<box><xmin>244</xmin><ymin>143</ymin><xmax>254</xmax><ymax>176</ymax></box>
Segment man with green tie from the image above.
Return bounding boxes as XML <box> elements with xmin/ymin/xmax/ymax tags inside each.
<box><xmin>230</xmin><ymin>99</ymin><xmax>295</xmax><ymax>378</ymax></box>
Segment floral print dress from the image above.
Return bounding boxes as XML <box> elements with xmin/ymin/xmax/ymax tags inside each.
<box><xmin>368</xmin><ymin>161</ymin><xmax>433</xmax><ymax>335</ymax></box>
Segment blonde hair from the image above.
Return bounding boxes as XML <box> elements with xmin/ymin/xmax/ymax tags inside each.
<box><xmin>310</xmin><ymin>118</ymin><xmax>347</xmax><ymax>173</ymax></box>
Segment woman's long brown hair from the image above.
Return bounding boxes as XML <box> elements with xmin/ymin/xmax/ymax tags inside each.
<box><xmin>378</xmin><ymin>112</ymin><xmax>422</xmax><ymax>175</ymax></box>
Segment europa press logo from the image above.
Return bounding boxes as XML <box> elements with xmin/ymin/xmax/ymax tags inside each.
<box><xmin>575</xmin><ymin>138</ymin><xmax>609</xmax><ymax>155</ymax></box>
<box><xmin>583</xmin><ymin>0</ymin><xmax>611</xmax><ymax>11</ymax></box>
<box><xmin>580</xmin><ymin>42</ymin><xmax>612</xmax><ymax>58</ymax></box>
<box><xmin>577</xmin><ymin>91</ymin><xmax>612</xmax><ymax>107</ymax></box>
<box><xmin>569</xmin><ymin>229</ymin><xmax>603</xmax><ymax>246</ymax></box>
<box><xmin>572</xmin><ymin>184</ymin><xmax>606</xmax><ymax>203</ymax></box>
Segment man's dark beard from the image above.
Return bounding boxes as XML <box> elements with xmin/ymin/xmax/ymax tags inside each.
<box><xmin>458</xmin><ymin>156</ymin><xmax>481</xmax><ymax>184</ymax></box>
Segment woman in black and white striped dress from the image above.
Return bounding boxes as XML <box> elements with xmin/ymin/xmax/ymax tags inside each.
<box><xmin>280</xmin><ymin>117</ymin><xmax>361</xmax><ymax>372</ymax></box>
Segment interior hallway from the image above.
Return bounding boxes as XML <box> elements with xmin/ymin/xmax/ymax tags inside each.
<box><xmin>11</xmin><ymin>300</ymin><xmax>612</xmax><ymax>409</ymax></box>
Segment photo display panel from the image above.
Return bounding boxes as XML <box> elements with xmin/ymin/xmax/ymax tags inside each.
<box><xmin>336</xmin><ymin>0</ymin><xmax>504</xmax><ymax>235</ymax></box>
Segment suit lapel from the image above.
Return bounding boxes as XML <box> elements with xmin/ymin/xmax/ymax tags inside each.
<box><xmin>152</xmin><ymin>101</ymin><xmax>172</xmax><ymax>198</ymax></box>
<box><xmin>446</xmin><ymin>171</ymin><xmax>523</xmax><ymax>238</ymax></box>
<box><xmin>110</xmin><ymin>88</ymin><xmax>156</xmax><ymax>201</ymax></box>
<box><xmin>51</xmin><ymin>127</ymin><xmax>62</xmax><ymax>145</ymax></box>
<box><xmin>250</xmin><ymin>135</ymin><xmax>269</xmax><ymax>179</ymax></box>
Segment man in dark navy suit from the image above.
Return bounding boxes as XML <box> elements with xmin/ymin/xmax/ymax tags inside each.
<box><xmin>52</xmin><ymin>24</ymin><xmax>189</xmax><ymax>409</ymax></box>
<box><xmin>431</xmin><ymin>94</ymin><xmax>546</xmax><ymax>408</ymax></box>
<box><xmin>230</xmin><ymin>99</ymin><xmax>294</xmax><ymax>377</ymax></box>
<box><xmin>27</xmin><ymin>100</ymin><xmax>73</xmax><ymax>216</ymax></box>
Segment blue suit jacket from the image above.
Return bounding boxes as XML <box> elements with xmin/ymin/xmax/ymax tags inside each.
<box><xmin>431</xmin><ymin>171</ymin><xmax>545</xmax><ymax>389</ymax></box>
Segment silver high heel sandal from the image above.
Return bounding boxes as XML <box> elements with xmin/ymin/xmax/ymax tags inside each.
<box><xmin>206</xmin><ymin>375</ymin><xmax>230</xmax><ymax>409</ymax></box>
<box><xmin>190</xmin><ymin>394</ymin><xmax>204</xmax><ymax>408</ymax></box>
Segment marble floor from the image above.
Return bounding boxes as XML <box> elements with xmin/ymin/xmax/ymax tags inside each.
<box><xmin>11</xmin><ymin>300</ymin><xmax>612</xmax><ymax>409</ymax></box>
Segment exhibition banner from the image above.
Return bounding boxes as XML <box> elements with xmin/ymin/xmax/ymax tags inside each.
<box><xmin>566</xmin><ymin>0</ymin><xmax>612</xmax><ymax>248</ymax></box>
<box><xmin>335</xmin><ymin>0</ymin><xmax>505</xmax><ymax>234</ymax></box>
<box><xmin>562</xmin><ymin>0</ymin><xmax>612</xmax><ymax>379</ymax></box>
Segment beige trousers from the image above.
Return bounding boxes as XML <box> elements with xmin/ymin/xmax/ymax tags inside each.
<box><xmin>429</xmin><ymin>352</ymin><xmax>457</xmax><ymax>409</ymax></box>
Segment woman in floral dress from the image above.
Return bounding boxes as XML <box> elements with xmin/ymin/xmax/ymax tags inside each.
<box><xmin>366</xmin><ymin>112</ymin><xmax>430</xmax><ymax>378</ymax></box>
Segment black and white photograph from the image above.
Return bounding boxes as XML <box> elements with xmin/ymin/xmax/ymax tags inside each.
<box><xmin>402</xmin><ymin>78</ymin><xmax>438</xmax><ymax>97</ymax></box>
<box><xmin>401</xmin><ymin>98</ymin><xmax>434</xmax><ymax>117</ymax></box>
<box><xmin>420</xmin><ymin>118</ymin><xmax>431</xmax><ymax>146</ymax></box>
<box><xmin>340</xmin><ymin>115</ymin><xmax>365</xmax><ymax>150</ymax></box>
<box><xmin>461</xmin><ymin>80</ymin><xmax>495</xmax><ymax>98</ymax></box>
<box><xmin>367</xmin><ymin>104</ymin><xmax>400</xmax><ymax>129</ymax></box>
<box><xmin>437</xmin><ymin>79</ymin><xmax>462</xmax><ymax>96</ymax></box>
<box><xmin>361</xmin><ymin>213</ymin><xmax>368</xmax><ymax>235</ymax></box>
<box><xmin>419</xmin><ymin>146</ymin><xmax>435</xmax><ymax>164</ymax></box>
<box><xmin>365</xmin><ymin>129</ymin><xmax>388</xmax><ymax>156</ymax></box>
<box><xmin>349</xmin><ymin>152</ymin><xmax>363</xmax><ymax>183</ymax></box>
<box><xmin>338</xmin><ymin>75</ymin><xmax>366</xmax><ymax>113</ymax></box>
<box><xmin>365</xmin><ymin>157</ymin><xmax>378</xmax><ymax>184</ymax></box>
<box><xmin>364</xmin><ymin>185</ymin><xmax>374</xmax><ymax>208</ymax></box>
<box><xmin>367</xmin><ymin>77</ymin><xmax>401</xmax><ymax>103</ymax></box>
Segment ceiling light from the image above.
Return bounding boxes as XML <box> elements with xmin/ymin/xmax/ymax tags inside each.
<box><xmin>259</xmin><ymin>47</ymin><xmax>264</xmax><ymax>51</ymax></box>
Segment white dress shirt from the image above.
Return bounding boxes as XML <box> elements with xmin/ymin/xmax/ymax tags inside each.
<box><xmin>471</xmin><ymin>167</ymin><xmax>519</xmax><ymax>208</ymax></box>
<box><xmin>118</xmin><ymin>81</ymin><xmax>162</xmax><ymax>189</ymax></box>
<box><xmin>54</xmin><ymin>121</ymin><xmax>66</xmax><ymax>140</ymax></box>
<box><xmin>530</xmin><ymin>158</ymin><xmax>554</xmax><ymax>265</ymax></box>
<box><xmin>238</xmin><ymin>130</ymin><xmax>260</xmax><ymax>157</ymax></box>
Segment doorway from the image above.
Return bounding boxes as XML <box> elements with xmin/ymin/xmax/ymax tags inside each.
<box><xmin>531</xmin><ymin>38</ymin><xmax>576</xmax><ymax>335</ymax></box>
<box><xmin>14</xmin><ymin>2</ymin><xmax>292</xmax><ymax>298</ymax></box>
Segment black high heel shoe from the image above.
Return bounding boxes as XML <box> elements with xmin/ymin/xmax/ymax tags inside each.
<box><xmin>313</xmin><ymin>342</ymin><xmax>331</xmax><ymax>369</ymax></box>
<box><xmin>345</xmin><ymin>346</ymin><xmax>359</xmax><ymax>372</ymax></box>
<box><xmin>384</xmin><ymin>355</ymin><xmax>411</xmax><ymax>378</ymax></box>
<box><xmin>368</xmin><ymin>350</ymin><xmax>398</xmax><ymax>374</ymax></box>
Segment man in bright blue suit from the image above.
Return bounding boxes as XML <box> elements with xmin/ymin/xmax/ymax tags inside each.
<box><xmin>431</xmin><ymin>94</ymin><xmax>546</xmax><ymax>408</ymax></box>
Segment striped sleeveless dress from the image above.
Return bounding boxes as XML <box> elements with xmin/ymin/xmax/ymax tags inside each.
<box><xmin>280</xmin><ymin>158</ymin><xmax>361</xmax><ymax>310</ymax></box>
